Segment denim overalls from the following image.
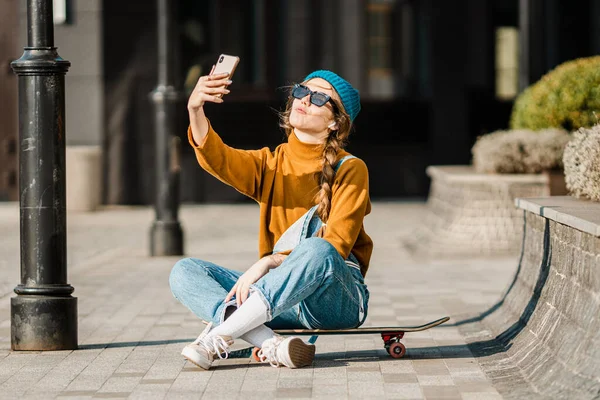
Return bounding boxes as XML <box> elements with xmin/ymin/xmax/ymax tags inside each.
<box><xmin>169</xmin><ymin>155</ymin><xmax>370</xmax><ymax>331</ymax></box>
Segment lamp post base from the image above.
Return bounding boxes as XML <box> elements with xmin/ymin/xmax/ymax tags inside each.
<box><xmin>150</xmin><ymin>220</ymin><xmax>184</xmax><ymax>256</ymax></box>
<box><xmin>11</xmin><ymin>295</ymin><xmax>78</xmax><ymax>351</ymax></box>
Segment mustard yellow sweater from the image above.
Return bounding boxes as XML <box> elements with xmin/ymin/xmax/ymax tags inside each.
<box><xmin>188</xmin><ymin>121</ymin><xmax>373</xmax><ymax>276</ymax></box>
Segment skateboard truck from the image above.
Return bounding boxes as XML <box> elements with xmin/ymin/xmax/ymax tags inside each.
<box><xmin>381</xmin><ymin>331</ymin><xmax>406</xmax><ymax>358</ymax></box>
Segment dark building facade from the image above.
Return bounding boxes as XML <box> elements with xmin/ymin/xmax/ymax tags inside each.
<box><xmin>3</xmin><ymin>0</ymin><xmax>600</xmax><ymax>203</ymax></box>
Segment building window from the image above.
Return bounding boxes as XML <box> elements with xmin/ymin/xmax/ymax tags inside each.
<box><xmin>495</xmin><ymin>27</ymin><xmax>519</xmax><ymax>100</ymax></box>
<box><xmin>367</xmin><ymin>1</ymin><xmax>395</xmax><ymax>99</ymax></box>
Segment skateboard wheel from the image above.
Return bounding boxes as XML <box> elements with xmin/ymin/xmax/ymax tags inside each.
<box><xmin>252</xmin><ymin>347</ymin><xmax>262</xmax><ymax>362</ymax></box>
<box><xmin>388</xmin><ymin>342</ymin><xmax>406</xmax><ymax>358</ymax></box>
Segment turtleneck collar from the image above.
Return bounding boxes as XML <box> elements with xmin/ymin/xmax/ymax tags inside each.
<box><xmin>286</xmin><ymin>131</ymin><xmax>324</xmax><ymax>164</ymax></box>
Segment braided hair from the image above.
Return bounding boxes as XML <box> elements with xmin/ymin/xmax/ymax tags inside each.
<box><xmin>279</xmin><ymin>83</ymin><xmax>353</xmax><ymax>224</ymax></box>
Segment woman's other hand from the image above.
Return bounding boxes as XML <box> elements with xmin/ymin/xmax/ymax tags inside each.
<box><xmin>225</xmin><ymin>254</ymin><xmax>287</xmax><ymax>306</ymax></box>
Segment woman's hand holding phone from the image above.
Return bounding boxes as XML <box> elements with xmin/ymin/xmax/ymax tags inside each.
<box><xmin>188</xmin><ymin>54</ymin><xmax>238</xmax><ymax>146</ymax></box>
<box><xmin>187</xmin><ymin>67</ymin><xmax>231</xmax><ymax>145</ymax></box>
<box><xmin>187</xmin><ymin>69</ymin><xmax>231</xmax><ymax>111</ymax></box>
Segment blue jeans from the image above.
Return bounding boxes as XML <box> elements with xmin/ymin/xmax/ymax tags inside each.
<box><xmin>169</xmin><ymin>237</ymin><xmax>369</xmax><ymax>330</ymax></box>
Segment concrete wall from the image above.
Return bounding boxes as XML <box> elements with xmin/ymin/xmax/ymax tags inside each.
<box><xmin>18</xmin><ymin>0</ymin><xmax>104</xmax><ymax>146</ymax></box>
<box><xmin>460</xmin><ymin>197</ymin><xmax>600</xmax><ymax>399</ymax></box>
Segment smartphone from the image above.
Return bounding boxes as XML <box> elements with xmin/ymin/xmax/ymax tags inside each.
<box><xmin>211</xmin><ymin>54</ymin><xmax>239</xmax><ymax>98</ymax></box>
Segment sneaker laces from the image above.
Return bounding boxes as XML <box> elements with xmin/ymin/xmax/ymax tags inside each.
<box><xmin>257</xmin><ymin>336</ymin><xmax>284</xmax><ymax>367</ymax></box>
<box><xmin>193</xmin><ymin>322</ymin><xmax>230</xmax><ymax>360</ymax></box>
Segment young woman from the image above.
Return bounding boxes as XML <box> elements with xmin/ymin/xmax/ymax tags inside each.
<box><xmin>169</xmin><ymin>69</ymin><xmax>373</xmax><ymax>370</ymax></box>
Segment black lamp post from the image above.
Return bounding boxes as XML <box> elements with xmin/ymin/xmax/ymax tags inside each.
<box><xmin>10</xmin><ymin>0</ymin><xmax>77</xmax><ymax>350</ymax></box>
<box><xmin>149</xmin><ymin>0</ymin><xmax>184</xmax><ymax>256</ymax></box>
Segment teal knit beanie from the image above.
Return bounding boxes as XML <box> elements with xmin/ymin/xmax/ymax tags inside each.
<box><xmin>304</xmin><ymin>70</ymin><xmax>361</xmax><ymax>122</ymax></box>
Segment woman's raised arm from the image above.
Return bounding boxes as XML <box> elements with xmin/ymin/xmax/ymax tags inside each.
<box><xmin>186</xmin><ymin>70</ymin><xmax>270</xmax><ymax>201</ymax></box>
<box><xmin>187</xmin><ymin>69</ymin><xmax>231</xmax><ymax>144</ymax></box>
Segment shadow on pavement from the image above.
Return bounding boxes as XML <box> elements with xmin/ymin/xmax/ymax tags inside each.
<box><xmin>79</xmin><ymin>338</ymin><xmax>193</xmax><ymax>349</ymax></box>
<box><xmin>446</xmin><ymin>214</ymin><xmax>528</xmax><ymax>328</ymax></box>
<box><xmin>445</xmin><ymin>217</ymin><xmax>551</xmax><ymax>360</ymax></box>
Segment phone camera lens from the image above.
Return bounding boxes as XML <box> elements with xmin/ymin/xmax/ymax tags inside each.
<box><xmin>219</xmin><ymin>56</ymin><xmax>224</xmax><ymax>63</ymax></box>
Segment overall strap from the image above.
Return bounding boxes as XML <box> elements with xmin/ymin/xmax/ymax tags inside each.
<box><xmin>334</xmin><ymin>155</ymin><xmax>357</xmax><ymax>173</ymax></box>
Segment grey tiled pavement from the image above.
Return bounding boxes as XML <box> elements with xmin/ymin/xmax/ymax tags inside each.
<box><xmin>0</xmin><ymin>202</ymin><xmax>516</xmax><ymax>399</ymax></box>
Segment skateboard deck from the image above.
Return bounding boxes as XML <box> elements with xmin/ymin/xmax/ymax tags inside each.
<box><xmin>202</xmin><ymin>316</ymin><xmax>450</xmax><ymax>360</ymax></box>
<box><xmin>268</xmin><ymin>316</ymin><xmax>450</xmax><ymax>359</ymax></box>
<box><xmin>274</xmin><ymin>316</ymin><xmax>450</xmax><ymax>335</ymax></box>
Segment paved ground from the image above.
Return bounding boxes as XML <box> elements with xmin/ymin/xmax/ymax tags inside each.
<box><xmin>0</xmin><ymin>201</ymin><xmax>517</xmax><ymax>399</ymax></box>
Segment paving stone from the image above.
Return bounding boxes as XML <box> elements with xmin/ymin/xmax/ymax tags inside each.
<box><xmin>97</xmin><ymin>376</ymin><xmax>140</xmax><ymax>393</ymax></box>
<box><xmin>0</xmin><ymin>353</ymin><xmax>39</xmax><ymax>384</ymax></box>
<box><xmin>277</xmin><ymin>378</ymin><xmax>313</xmax><ymax>389</ymax></box>
<box><xmin>417</xmin><ymin>375</ymin><xmax>455</xmax><ymax>386</ymax></box>
<box><xmin>165</xmin><ymin>390</ymin><xmax>202</xmax><ymax>400</ymax></box>
<box><xmin>383</xmin><ymin>383</ymin><xmax>423</xmax><ymax>398</ymax></box>
<box><xmin>347</xmin><ymin>371</ymin><xmax>384</xmax><ymax>383</ymax></box>
<box><xmin>241</xmin><ymin>379</ymin><xmax>278</xmax><ymax>392</ymax></box>
<box><xmin>421</xmin><ymin>385</ymin><xmax>462</xmax><ymax>399</ymax></box>
<box><xmin>128</xmin><ymin>383</ymin><xmax>171</xmax><ymax>399</ymax></box>
<box><xmin>57</xmin><ymin>391</ymin><xmax>97</xmax><ymax>397</ymax></box>
<box><xmin>461</xmin><ymin>394</ymin><xmax>503</xmax><ymax>400</ymax></box>
<box><xmin>383</xmin><ymin>373</ymin><xmax>419</xmax><ymax>383</ymax></box>
<box><xmin>237</xmin><ymin>393</ymin><xmax>278</xmax><ymax>400</ymax></box>
<box><xmin>275</xmin><ymin>387</ymin><xmax>312</xmax><ymax>398</ymax></box>
<box><xmin>379</xmin><ymin>361</ymin><xmax>416</xmax><ymax>374</ymax></box>
<box><xmin>412</xmin><ymin>360</ymin><xmax>450</xmax><ymax>375</ymax></box>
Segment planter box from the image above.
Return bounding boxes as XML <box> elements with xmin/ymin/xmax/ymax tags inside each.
<box><xmin>404</xmin><ymin>165</ymin><xmax>567</xmax><ymax>256</ymax></box>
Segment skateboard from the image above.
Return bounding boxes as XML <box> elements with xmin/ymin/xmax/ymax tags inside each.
<box><xmin>203</xmin><ymin>316</ymin><xmax>449</xmax><ymax>360</ymax></box>
<box><xmin>267</xmin><ymin>316</ymin><xmax>450</xmax><ymax>359</ymax></box>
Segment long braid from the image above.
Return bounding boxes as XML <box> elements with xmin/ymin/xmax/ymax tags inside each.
<box><xmin>316</xmin><ymin>134</ymin><xmax>342</xmax><ymax>223</ymax></box>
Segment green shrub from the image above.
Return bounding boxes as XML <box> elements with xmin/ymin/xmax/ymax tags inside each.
<box><xmin>510</xmin><ymin>56</ymin><xmax>600</xmax><ymax>131</ymax></box>
<box><xmin>472</xmin><ymin>129</ymin><xmax>570</xmax><ymax>174</ymax></box>
<box><xmin>563</xmin><ymin>124</ymin><xmax>600</xmax><ymax>201</ymax></box>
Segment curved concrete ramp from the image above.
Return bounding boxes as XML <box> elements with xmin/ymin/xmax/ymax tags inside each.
<box><xmin>459</xmin><ymin>197</ymin><xmax>600</xmax><ymax>399</ymax></box>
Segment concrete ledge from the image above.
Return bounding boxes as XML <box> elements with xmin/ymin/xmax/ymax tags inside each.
<box><xmin>461</xmin><ymin>197</ymin><xmax>600</xmax><ymax>399</ymax></box>
<box><xmin>404</xmin><ymin>165</ymin><xmax>565</xmax><ymax>256</ymax></box>
<box><xmin>426</xmin><ymin>165</ymin><xmax>553</xmax><ymax>183</ymax></box>
<box><xmin>516</xmin><ymin>196</ymin><xmax>600</xmax><ymax>237</ymax></box>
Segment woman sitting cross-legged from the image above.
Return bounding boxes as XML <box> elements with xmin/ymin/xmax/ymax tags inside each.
<box><xmin>169</xmin><ymin>69</ymin><xmax>372</xmax><ymax>369</ymax></box>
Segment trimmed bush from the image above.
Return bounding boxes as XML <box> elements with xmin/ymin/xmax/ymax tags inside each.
<box><xmin>472</xmin><ymin>129</ymin><xmax>570</xmax><ymax>174</ymax></box>
<box><xmin>510</xmin><ymin>56</ymin><xmax>600</xmax><ymax>131</ymax></box>
<box><xmin>563</xmin><ymin>124</ymin><xmax>600</xmax><ymax>201</ymax></box>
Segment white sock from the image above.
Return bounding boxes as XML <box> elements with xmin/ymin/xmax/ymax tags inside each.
<box><xmin>240</xmin><ymin>324</ymin><xmax>276</xmax><ymax>347</ymax></box>
<box><xmin>208</xmin><ymin>293</ymin><xmax>269</xmax><ymax>340</ymax></box>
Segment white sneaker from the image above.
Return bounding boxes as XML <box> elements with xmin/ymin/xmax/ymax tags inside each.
<box><xmin>257</xmin><ymin>336</ymin><xmax>315</xmax><ymax>368</ymax></box>
<box><xmin>181</xmin><ymin>322</ymin><xmax>233</xmax><ymax>370</ymax></box>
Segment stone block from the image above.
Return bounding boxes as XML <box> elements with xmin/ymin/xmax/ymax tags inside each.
<box><xmin>66</xmin><ymin>145</ymin><xmax>102</xmax><ymax>211</ymax></box>
<box><xmin>403</xmin><ymin>166</ymin><xmax>559</xmax><ymax>257</ymax></box>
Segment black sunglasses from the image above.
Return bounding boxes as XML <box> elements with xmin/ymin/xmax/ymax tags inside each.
<box><xmin>291</xmin><ymin>84</ymin><xmax>335</xmax><ymax>108</ymax></box>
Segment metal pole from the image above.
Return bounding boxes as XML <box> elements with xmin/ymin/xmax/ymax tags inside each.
<box><xmin>518</xmin><ymin>0</ymin><xmax>530</xmax><ymax>92</ymax></box>
<box><xmin>519</xmin><ymin>0</ymin><xmax>545</xmax><ymax>92</ymax></box>
<box><xmin>150</xmin><ymin>0</ymin><xmax>184</xmax><ymax>256</ymax></box>
<box><xmin>10</xmin><ymin>0</ymin><xmax>77</xmax><ymax>350</ymax></box>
